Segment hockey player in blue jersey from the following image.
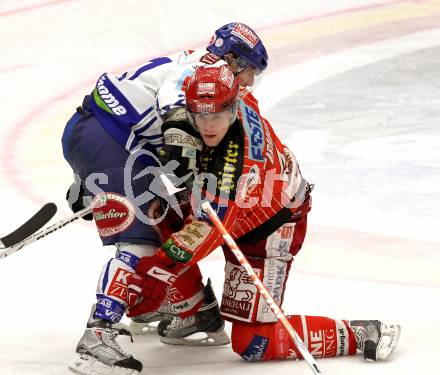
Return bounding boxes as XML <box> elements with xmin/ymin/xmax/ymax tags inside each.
<box><xmin>62</xmin><ymin>23</ymin><xmax>268</xmax><ymax>375</ymax></box>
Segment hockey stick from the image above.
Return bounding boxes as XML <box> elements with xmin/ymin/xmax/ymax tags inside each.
<box><xmin>201</xmin><ymin>202</ymin><xmax>324</xmax><ymax>375</ymax></box>
<box><xmin>0</xmin><ymin>205</ymin><xmax>93</xmax><ymax>260</ymax></box>
<box><xmin>0</xmin><ymin>203</ymin><xmax>57</xmax><ymax>249</ymax></box>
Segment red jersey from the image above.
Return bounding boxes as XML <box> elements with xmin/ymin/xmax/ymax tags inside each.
<box><xmin>160</xmin><ymin>92</ymin><xmax>310</xmax><ymax>265</ymax></box>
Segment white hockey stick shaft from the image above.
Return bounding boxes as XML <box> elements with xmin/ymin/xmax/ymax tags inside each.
<box><xmin>0</xmin><ymin>206</ymin><xmax>93</xmax><ymax>259</ymax></box>
<box><xmin>201</xmin><ymin>202</ymin><xmax>324</xmax><ymax>375</ymax></box>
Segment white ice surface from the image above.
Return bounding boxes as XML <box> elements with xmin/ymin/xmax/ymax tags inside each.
<box><xmin>0</xmin><ymin>1</ymin><xmax>439</xmax><ymax>374</ymax></box>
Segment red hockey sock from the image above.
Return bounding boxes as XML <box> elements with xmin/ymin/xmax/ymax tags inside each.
<box><xmin>231</xmin><ymin>315</ymin><xmax>357</xmax><ymax>361</ymax></box>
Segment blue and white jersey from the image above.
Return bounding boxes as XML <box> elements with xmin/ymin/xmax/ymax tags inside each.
<box><xmin>89</xmin><ymin>49</ymin><xmax>226</xmax><ymax>156</ymax></box>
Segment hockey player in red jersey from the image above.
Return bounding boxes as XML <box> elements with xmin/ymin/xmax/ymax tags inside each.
<box><xmin>65</xmin><ymin>23</ymin><xmax>272</xmax><ymax>375</ymax></box>
<box><xmin>126</xmin><ymin>65</ymin><xmax>401</xmax><ymax>364</ymax></box>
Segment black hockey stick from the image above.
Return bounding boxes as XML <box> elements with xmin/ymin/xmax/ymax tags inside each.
<box><xmin>0</xmin><ymin>204</ymin><xmax>93</xmax><ymax>260</ymax></box>
<box><xmin>0</xmin><ymin>203</ymin><xmax>57</xmax><ymax>249</ymax></box>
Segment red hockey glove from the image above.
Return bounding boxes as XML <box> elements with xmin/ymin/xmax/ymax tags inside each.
<box><xmin>126</xmin><ymin>253</ymin><xmax>181</xmax><ymax>317</ymax></box>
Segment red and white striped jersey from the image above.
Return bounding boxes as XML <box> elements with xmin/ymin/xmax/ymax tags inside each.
<box><xmin>160</xmin><ymin>91</ymin><xmax>310</xmax><ymax>265</ymax></box>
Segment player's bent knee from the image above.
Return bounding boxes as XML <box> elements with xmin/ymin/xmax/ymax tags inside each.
<box><xmin>231</xmin><ymin>322</ymin><xmax>274</xmax><ymax>362</ymax></box>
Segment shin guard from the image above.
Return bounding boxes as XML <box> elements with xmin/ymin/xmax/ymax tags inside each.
<box><xmin>231</xmin><ymin>315</ymin><xmax>357</xmax><ymax>361</ymax></box>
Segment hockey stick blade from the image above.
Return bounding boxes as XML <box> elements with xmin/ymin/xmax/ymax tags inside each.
<box><xmin>0</xmin><ymin>203</ymin><xmax>57</xmax><ymax>249</ymax></box>
<box><xmin>0</xmin><ymin>205</ymin><xmax>93</xmax><ymax>260</ymax></box>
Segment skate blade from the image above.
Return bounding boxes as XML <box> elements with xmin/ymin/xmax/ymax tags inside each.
<box><xmin>160</xmin><ymin>329</ymin><xmax>231</xmax><ymax>346</ymax></box>
<box><xmin>68</xmin><ymin>354</ymin><xmax>140</xmax><ymax>375</ymax></box>
<box><xmin>377</xmin><ymin>323</ymin><xmax>402</xmax><ymax>360</ymax></box>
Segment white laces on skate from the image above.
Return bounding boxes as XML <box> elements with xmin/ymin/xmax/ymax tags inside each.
<box><xmin>92</xmin><ymin>325</ymin><xmax>133</xmax><ymax>356</ymax></box>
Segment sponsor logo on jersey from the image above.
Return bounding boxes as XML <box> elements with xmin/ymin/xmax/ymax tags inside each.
<box><xmin>265</xmin><ymin>129</ymin><xmax>275</xmax><ymax>164</ymax></box>
<box><xmin>231</xmin><ymin>23</ymin><xmax>259</xmax><ymax>48</ymax></box>
<box><xmin>218</xmin><ymin>141</ymin><xmax>239</xmax><ymax>195</ymax></box>
<box><xmin>92</xmin><ymin>193</ymin><xmax>135</xmax><ymax>237</ymax></box>
<box><xmin>94</xmin><ymin>75</ymin><xmax>127</xmax><ymax>115</ymax></box>
<box><xmin>162</xmin><ymin>239</ymin><xmax>193</xmax><ymax>263</ymax></box>
<box><xmin>241</xmin><ymin>102</ymin><xmax>265</xmax><ymax>161</ymax></box>
<box><xmin>174</xmin><ymin>220</ymin><xmax>210</xmax><ymax>248</ymax></box>
<box><xmin>218</xmin><ymin>65</ymin><xmax>234</xmax><ymax>89</ymax></box>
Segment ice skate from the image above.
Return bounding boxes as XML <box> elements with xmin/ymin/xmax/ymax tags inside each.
<box><xmin>350</xmin><ymin>320</ymin><xmax>401</xmax><ymax>361</ymax></box>
<box><xmin>128</xmin><ymin>299</ymin><xmax>177</xmax><ymax>335</ymax></box>
<box><xmin>158</xmin><ymin>279</ymin><xmax>230</xmax><ymax>346</ymax></box>
<box><xmin>68</xmin><ymin>307</ymin><xmax>142</xmax><ymax>375</ymax></box>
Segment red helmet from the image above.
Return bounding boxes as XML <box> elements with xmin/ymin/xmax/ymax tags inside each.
<box><xmin>185</xmin><ymin>65</ymin><xmax>239</xmax><ymax>115</ymax></box>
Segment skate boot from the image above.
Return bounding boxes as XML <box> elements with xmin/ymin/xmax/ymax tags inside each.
<box><xmin>350</xmin><ymin>320</ymin><xmax>401</xmax><ymax>361</ymax></box>
<box><xmin>68</xmin><ymin>308</ymin><xmax>142</xmax><ymax>375</ymax></box>
<box><xmin>158</xmin><ymin>279</ymin><xmax>230</xmax><ymax>346</ymax></box>
<box><xmin>128</xmin><ymin>299</ymin><xmax>177</xmax><ymax>335</ymax></box>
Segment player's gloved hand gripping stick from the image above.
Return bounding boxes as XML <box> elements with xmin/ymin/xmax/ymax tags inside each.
<box><xmin>201</xmin><ymin>201</ymin><xmax>324</xmax><ymax>375</ymax></box>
